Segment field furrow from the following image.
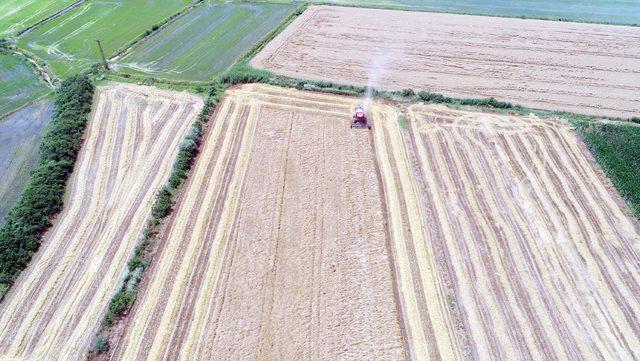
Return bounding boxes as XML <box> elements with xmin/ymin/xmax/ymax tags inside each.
<box><xmin>374</xmin><ymin>103</ymin><xmax>640</xmax><ymax>359</ymax></box>
<box><xmin>0</xmin><ymin>83</ymin><xmax>202</xmax><ymax>360</ymax></box>
<box><xmin>110</xmin><ymin>84</ymin><xmax>406</xmax><ymax>360</ymax></box>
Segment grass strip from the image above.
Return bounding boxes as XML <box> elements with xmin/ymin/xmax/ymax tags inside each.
<box><xmin>574</xmin><ymin>121</ymin><xmax>640</xmax><ymax>218</ymax></box>
<box><xmin>0</xmin><ymin>74</ymin><xmax>94</xmax><ymax>299</ymax></box>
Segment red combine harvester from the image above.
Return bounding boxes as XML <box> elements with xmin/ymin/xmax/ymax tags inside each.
<box><xmin>351</xmin><ymin>105</ymin><xmax>371</xmax><ymax>129</ymax></box>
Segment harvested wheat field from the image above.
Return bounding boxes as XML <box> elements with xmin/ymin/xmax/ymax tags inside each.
<box><xmin>0</xmin><ymin>83</ymin><xmax>202</xmax><ymax>360</ymax></box>
<box><xmin>252</xmin><ymin>6</ymin><xmax>640</xmax><ymax>118</ymax></box>
<box><xmin>373</xmin><ymin>103</ymin><xmax>640</xmax><ymax>359</ymax></box>
<box><xmin>110</xmin><ymin>84</ymin><xmax>406</xmax><ymax>360</ymax></box>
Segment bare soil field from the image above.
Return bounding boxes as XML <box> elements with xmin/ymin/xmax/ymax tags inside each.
<box><xmin>373</xmin><ymin>103</ymin><xmax>640</xmax><ymax>359</ymax></box>
<box><xmin>0</xmin><ymin>83</ymin><xmax>202</xmax><ymax>360</ymax></box>
<box><xmin>109</xmin><ymin>84</ymin><xmax>406</xmax><ymax>360</ymax></box>
<box><xmin>251</xmin><ymin>6</ymin><xmax>640</xmax><ymax>118</ymax></box>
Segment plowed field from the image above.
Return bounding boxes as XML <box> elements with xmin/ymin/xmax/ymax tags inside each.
<box><xmin>374</xmin><ymin>103</ymin><xmax>640</xmax><ymax>359</ymax></box>
<box><xmin>110</xmin><ymin>84</ymin><xmax>406</xmax><ymax>360</ymax></box>
<box><xmin>251</xmin><ymin>6</ymin><xmax>640</xmax><ymax>118</ymax></box>
<box><xmin>0</xmin><ymin>83</ymin><xmax>202</xmax><ymax>360</ymax></box>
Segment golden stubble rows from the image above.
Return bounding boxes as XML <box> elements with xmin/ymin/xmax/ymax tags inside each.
<box><xmin>111</xmin><ymin>84</ymin><xmax>406</xmax><ymax>360</ymax></box>
<box><xmin>252</xmin><ymin>5</ymin><xmax>640</xmax><ymax>118</ymax></box>
<box><xmin>0</xmin><ymin>83</ymin><xmax>202</xmax><ymax>360</ymax></box>
<box><xmin>374</xmin><ymin>103</ymin><xmax>640</xmax><ymax>360</ymax></box>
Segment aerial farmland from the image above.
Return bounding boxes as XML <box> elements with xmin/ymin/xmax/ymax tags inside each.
<box><xmin>0</xmin><ymin>0</ymin><xmax>639</xmax><ymax>360</ymax></box>
<box><xmin>113</xmin><ymin>2</ymin><xmax>296</xmax><ymax>81</ymax></box>
<box><xmin>0</xmin><ymin>83</ymin><xmax>202</xmax><ymax>359</ymax></box>
<box><xmin>252</xmin><ymin>6</ymin><xmax>640</xmax><ymax>118</ymax></box>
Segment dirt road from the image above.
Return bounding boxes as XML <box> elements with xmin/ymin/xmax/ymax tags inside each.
<box><xmin>0</xmin><ymin>83</ymin><xmax>202</xmax><ymax>360</ymax></box>
<box><xmin>252</xmin><ymin>6</ymin><xmax>640</xmax><ymax>118</ymax></box>
<box><xmin>109</xmin><ymin>84</ymin><xmax>406</xmax><ymax>360</ymax></box>
<box><xmin>373</xmin><ymin>103</ymin><xmax>640</xmax><ymax>359</ymax></box>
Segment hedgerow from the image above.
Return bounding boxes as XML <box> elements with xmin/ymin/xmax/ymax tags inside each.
<box><xmin>0</xmin><ymin>75</ymin><xmax>94</xmax><ymax>298</ymax></box>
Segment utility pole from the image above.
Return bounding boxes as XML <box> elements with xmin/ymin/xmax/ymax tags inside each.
<box><xmin>96</xmin><ymin>39</ymin><xmax>109</xmax><ymax>70</ymax></box>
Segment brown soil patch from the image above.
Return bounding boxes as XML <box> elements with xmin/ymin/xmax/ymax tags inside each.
<box><xmin>252</xmin><ymin>6</ymin><xmax>640</xmax><ymax>118</ymax></box>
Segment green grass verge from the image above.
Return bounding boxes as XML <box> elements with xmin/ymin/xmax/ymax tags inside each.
<box><xmin>0</xmin><ymin>75</ymin><xmax>94</xmax><ymax>299</ymax></box>
<box><xmin>16</xmin><ymin>0</ymin><xmax>196</xmax><ymax>77</ymax></box>
<box><xmin>574</xmin><ymin>121</ymin><xmax>640</xmax><ymax>218</ymax></box>
<box><xmin>114</xmin><ymin>1</ymin><xmax>297</xmax><ymax>82</ymax></box>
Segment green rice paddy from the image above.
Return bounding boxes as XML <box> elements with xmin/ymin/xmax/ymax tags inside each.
<box><xmin>0</xmin><ymin>53</ymin><xmax>50</xmax><ymax>117</ymax></box>
<box><xmin>17</xmin><ymin>0</ymin><xmax>196</xmax><ymax>77</ymax></box>
<box><xmin>114</xmin><ymin>2</ymin><xmax>296</xmax><ymax>82</ymax></box>
<box><xmin>0</xmin><ymin>99</ymin><xmax>53</xmax><ymax>225</ymax></box>
<box><xmin>0</xmin><ymin>0</ymin><xmax>77</xmax><ymax>37</ymax></box>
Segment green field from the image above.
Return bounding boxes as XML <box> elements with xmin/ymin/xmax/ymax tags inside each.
<box><xmin>299</xmin><ymin>0</ymin><xmax>640</xmax><ymax>25</ymax></box>
<box><xmin>0</xmin><ymin>0</ymin><xmax>77</xmax><ymax>37</ymax></box>
<box><xmin>114</xmin><ymin>2</ymin><xmax>295</xmax><ymax>82</ymax></box>
<box><xmin>17</xmin><ymin>0</ymin><xmax>195</xmax><ymax>77</ymax></box>
<box><xmin>0</xmin><ymin>53</ymin><xmax>50</xmax><ymax>117</ymax></box>
<box><xmin>0</xmin><ymin>99</ymin><xmax>53</xmax><ymax>225</ymax></box>
<box><xmin>577</xmin><ymin>121</ymin><xmax>640</xmax><ymax>218</ymax></box>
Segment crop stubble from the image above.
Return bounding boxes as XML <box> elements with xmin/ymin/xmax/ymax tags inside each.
<box><xmin>252</xmin><ymin>6</ymin><xmax>640</xmax><ymax>118</ymax></box>
<box><xmin>109</xmin><ymin>84</ymin><xmax>406</xmax><ymax>360</ymax></box>
<box><xmin>0</xmin><ymin>83</ymin><xmax>202</xmax><ymax>360</ymax></box>
<box><xmin>373</xmin><ymin>103</ymin><xmax>640</xmax><ymax>359</ymax></box>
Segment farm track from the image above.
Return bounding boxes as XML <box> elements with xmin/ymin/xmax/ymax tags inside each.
<box><xmin>0</xmin><ymin>83</ymin><xmax>202</xmax><ymax>360</ymax></box>
<box><xmin>110</xmin><ymin>84</ymin><xmax>406</xmax><ymax>360</ymax></box>
<box><xmin>374</xmin><ymin>103</ymin><xmax>640</xmax><ymax>359</ymax></box>
<box><xmin>252</xmin><ymin>6</ymin><xmax>640</xmax><ymax>118</ymax></box>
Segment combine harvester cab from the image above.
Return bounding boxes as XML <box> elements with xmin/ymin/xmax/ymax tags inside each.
<box><xmin>351</xmin><ymin>105</ymin><xmax>371</xmax><ymax>129</ymax></box>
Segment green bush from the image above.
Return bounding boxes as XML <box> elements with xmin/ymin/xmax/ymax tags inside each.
<box><xmin>401</xmin><ymin>88</ymin><xmax>415</xmax><ymax>97</ymax></box>
<box><xmin>220</xmin><ymin>62</ymin><xmax>272</xmax><ymax>84</ymax></box>
<box><xmin>0</xmin><ymin>75</ymin><xmax>94</xmax><ymax>293</ymax></box>
<box><xmin>103</xmin><ymin>289</ymin><xmax>135</xmax><ymax>327</ymax></box>
<box><xmin>418</xmin><ymin>90</ymin><xmax>449</xmax><ymax>103</ymax></box>
<box><xmin>91</xmin><ymin>333</ymin><xmax>109</xmax><ymax>353</ymax></box>
<box><xmin>459</xmin><ymin>97</ymin><xmax>513</xmax><ymax>109</ymax></box>
<box><xmin>151</xmin><ymin>186</ymin><xmax>173</xmax><ymax>219</ymax></box>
